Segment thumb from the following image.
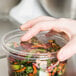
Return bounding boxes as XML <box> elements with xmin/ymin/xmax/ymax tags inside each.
<box><xmin>57</xmin><ymin>36</ymin><xmax>76</xmax><ymax>61</ymax></box>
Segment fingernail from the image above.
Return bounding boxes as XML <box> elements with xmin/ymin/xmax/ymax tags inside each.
<box><xmin>20</xmin><ymin>37</ymin><xmax>26</xmax><ymax>41</ymax></box>
<box><xmin>20</xmin><ymin>26</ymin><xmax>26</xmax><ymax>31</ymax></box>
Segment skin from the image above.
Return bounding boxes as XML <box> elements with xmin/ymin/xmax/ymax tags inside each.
<box><xmin>20</xmin><ymin>16</ymin><xmax>76</xmax><ymax>61</ymax></box>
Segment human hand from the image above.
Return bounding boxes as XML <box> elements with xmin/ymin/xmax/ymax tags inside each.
<box><xmin>20</xmin><ymin>16</ymin><xmax>76</xmax><ymax>61</ymax></box>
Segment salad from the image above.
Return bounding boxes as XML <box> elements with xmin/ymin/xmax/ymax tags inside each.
<box><xmin>8</xmin><ymin>37</ymin><xmax>66</xmax><ymax>76</ymax></box>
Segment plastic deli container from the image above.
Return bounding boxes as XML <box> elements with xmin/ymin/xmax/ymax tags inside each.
<box><xmin>2</xmin><ymin>29</ymin><xmax>68</xmax><ymax>76</ymax></box>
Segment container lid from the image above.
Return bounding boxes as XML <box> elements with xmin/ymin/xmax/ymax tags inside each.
<box><xmin>2</xmin><ymin>29</ymin><xmax>67</xmax><ymax>58</ymax></box>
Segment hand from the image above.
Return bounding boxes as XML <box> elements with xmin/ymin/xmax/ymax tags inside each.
<box><xmin>20</xmin><ymin>16</ymin><xmax>76</xmax><ymax>61</ymax></box>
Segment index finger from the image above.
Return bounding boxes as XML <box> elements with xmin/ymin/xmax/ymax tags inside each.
<box><xmin>20</xmin><ymin>16</ymin><xmax>55</xmax><ymax>30</ymax></box>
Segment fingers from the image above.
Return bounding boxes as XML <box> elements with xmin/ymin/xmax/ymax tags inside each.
<box><xmin>20</xmin><ymin>16</ymin><xmax>56</xmax><ymax>30</ymax></box>
<box><xmin>21</xmin><ymin>19</ymin><xmax>73</xmax><ymax>41</ymax></box>
<box><xmin>57</xmin><ymin>36</ymin><xmax>76</xmax><ymax>61</ymax></box>
<box><xmin>21</xmin><ymin>21</ymin><xmax>56</xmax><ymax>41</ymax></box>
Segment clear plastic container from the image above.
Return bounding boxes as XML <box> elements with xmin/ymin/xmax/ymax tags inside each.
<box><xmin>2</xmin><ymin>29</ymin><xmax>67</xmax><ymax>76</ymax></box>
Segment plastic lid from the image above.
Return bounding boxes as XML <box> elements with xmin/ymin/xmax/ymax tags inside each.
<box><xmin>2</xmin><ymin>29</ymin><xmax>67</xmax><ymax>58</ymax></box>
